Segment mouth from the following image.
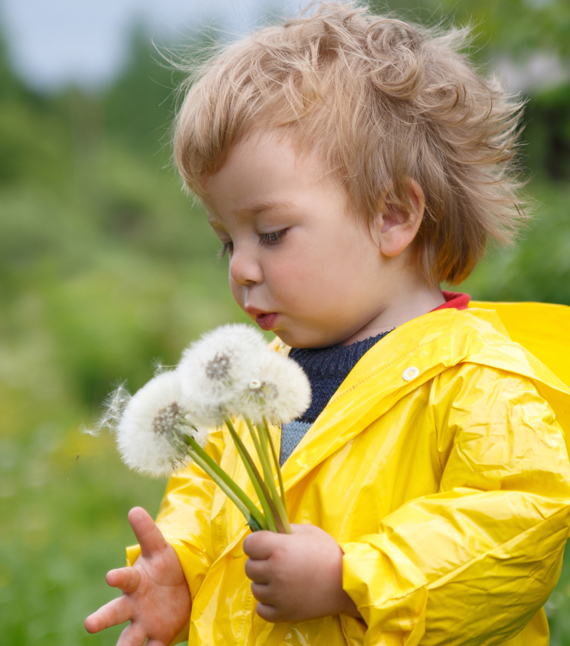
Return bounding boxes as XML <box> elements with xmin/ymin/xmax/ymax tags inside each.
<box><xmin>245</xmin><ymin>306</ymin><xmax>279</xmax><ymax>331</ymax></box>
<box><xmin>255</xmin><ymin>312</ymin><xmax>278</xmax><ymax>331</ymax></box>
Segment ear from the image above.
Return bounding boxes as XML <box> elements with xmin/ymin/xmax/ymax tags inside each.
<box><xmin>370</xmin><ymin>179</ymin><xmax>425</xmax><ymax>258</ymax></box>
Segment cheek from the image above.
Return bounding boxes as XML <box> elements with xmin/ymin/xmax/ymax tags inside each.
<box><xmin>290</xmin><ymin>235</ymin><xmax>381</xmax><ymax>312</ymax></box>
<box><xmin>266</xmin><ymin>246</ymin><xmax>347</xmax><ymax>307</ymax></box>
<box><xmin>287</xmin><ymin>233</ymin><xmax>368</xmax><ymax>285</ymax></box>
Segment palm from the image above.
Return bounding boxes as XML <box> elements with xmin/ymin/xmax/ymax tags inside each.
<box><xmin>85</xmin><ymin>507</ymin><xmax>191</xmax><ymax>646</ymax></box>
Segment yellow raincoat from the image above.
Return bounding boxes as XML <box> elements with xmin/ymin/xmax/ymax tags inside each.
<box><xmin>128</xmin><ymin>305</ymin><xmax>570</xmax><ymax>645</ymax></box>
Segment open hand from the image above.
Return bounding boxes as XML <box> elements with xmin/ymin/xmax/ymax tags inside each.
<box><xmin>243</xmin><ymin>524</ymin><xmax>361</xmax><ymax>623</ymax></box>
<box><xmin>84</xmin><ymin>507</ymin><xmax>191</xmax><ymax>646</ymax></box>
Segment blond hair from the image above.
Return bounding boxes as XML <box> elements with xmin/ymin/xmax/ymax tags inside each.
<box><xmin>174</xmin><ymin>1</ymin><xmax>527</xmax><ymax>285</ymax></box>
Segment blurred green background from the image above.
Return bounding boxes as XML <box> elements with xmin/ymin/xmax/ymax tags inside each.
<box><xmin>0</xmin><ymin>0</ymin><xmax>569</xmax><ymax>644</ymax></box>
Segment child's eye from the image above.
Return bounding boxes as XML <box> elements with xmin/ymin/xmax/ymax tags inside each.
<box><xmin>217</xmin><ymin>241</ymin><xmax>233</xmax><ymax>260</ymax></box>
<box><xmin>259</xmin><ymin>229</ymin><xmax>288</xmax><ymax>246</ymax></box>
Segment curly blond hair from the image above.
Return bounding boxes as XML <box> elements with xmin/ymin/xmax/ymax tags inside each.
<box><xmin>174</xmin><ymin>1</ymin><xmax>527</xmax><ymax>285</ymax></box>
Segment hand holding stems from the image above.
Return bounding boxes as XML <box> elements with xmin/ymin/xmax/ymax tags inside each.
<box><xmin>243</xmin><ymin>524</ymin><xmax>363</xmax><ymax>623</ymax></box>
<box><xmin>84</xmin><ymin>507</ymin><xmax>191</xmax><ymax>646</ymax></box>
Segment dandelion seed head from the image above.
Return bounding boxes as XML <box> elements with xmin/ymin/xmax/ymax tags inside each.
<box><xmin>245</xmin><ymin>380</ymin><xmax>279</xmax><ymax>404</ymax></box>
<box><xmin>152</xmin><ymin>402</ymin><xmax>184</xmax><ymax>436</ymax></box>
<box><xmin>205</xmin><ymin>352</ymin><xmax>232</xmax><ymax>382</ymax></box>
<box><xmin>177</xmin><ymin>323</ymin><xmax>310</xmax><ymax>426</ymax></box>
<box><xmin>116</xmin><ymin>371</ymin><xmax>205</xmax><ymax>478</ymax></box>
<box><xmin>239</xmin><ymin>352</ymin><xmax>311</xmax><ymax>424</ymax></box>
<box><xmin>178</xmin><ymin>324</ymin><xmax>268</xmax><ymax>425</ymax></box>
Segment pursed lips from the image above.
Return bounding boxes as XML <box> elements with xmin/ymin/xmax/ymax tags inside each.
<box><xmin>244</xmin><ymin>305</ymin><xmax>279</xmax><ymax>331</ymax></box>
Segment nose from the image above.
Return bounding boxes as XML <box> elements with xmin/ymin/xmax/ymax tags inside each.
<box><xmin>229</xmin><ymin>246</ymin><xmax>263</xmax><ymax>286</ymax></box>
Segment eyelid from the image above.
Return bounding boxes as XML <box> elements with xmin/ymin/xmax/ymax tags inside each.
<box><xmin>259</xmin><ymin>229</ymin><xmax>288</xmax><ymax>246</ymax></box>
<box><xmin>216</xmin><ymin>228</ymin><xmax>288</xmax><ymax>261</ymax></box>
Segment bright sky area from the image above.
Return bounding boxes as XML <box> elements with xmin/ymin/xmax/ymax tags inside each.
<box><xmin>0</xmin><ymin>0</ymin><xmax>302</xmax><ymax>91</ymax></box>
<box><xmin>0</xmin><ymin>0</ymin><xmax>566</xmax><ymax>94</ymax></box>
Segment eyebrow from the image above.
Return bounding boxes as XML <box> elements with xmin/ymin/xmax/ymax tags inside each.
<box><xmin>207</xmin><ymin>199</ymin><xmax>296</xmax><ymax>228</ymax></box>
<box><xmin>237</xmin><ymin>199</ymin><xmax>296</xmax><ymax>214</ymax></box>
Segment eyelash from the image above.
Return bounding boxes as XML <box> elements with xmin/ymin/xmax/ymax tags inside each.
<box><xmin>260</xmin><ymin>229</ymin><xmax>288</xmax><ymax>246</ymax></box>
<box><xmin>217</xmin><ymin>242</ymin><xmax>233</xmax><ymax>261</ymax></box>
<box><xmin>217</xmin><ymin>230</ymin><xmax>288</xmax><ymax>259</ymax></box>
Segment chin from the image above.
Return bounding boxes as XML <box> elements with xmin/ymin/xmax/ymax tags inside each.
<box><xmin>274</xmin><ymin>327</ymin><xmax>340</xmax><ymax>350</ymax></box>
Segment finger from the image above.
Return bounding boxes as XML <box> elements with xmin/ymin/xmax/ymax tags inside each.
<box><xmin>244</xmin><ymin>558</ymin><xmax>270</xmax><ymax>583</ymax></box>
<box><xmin>116</xmin><ymin>622</ymin><xmax>147</xmax><ymax>646</ymax></box>
<box><xmin>250</xmin><ymin>582</ymin><xmax>274</xmax><ymax>604</ymax></box>
<box><xmin>290</xmin><ymin>523</ymin><xmax>321</xmax><ymax>535</ymax></box>
<box><xmin>106</xmin><ymin>567</ymin><xmax>141</xmax><ymax>594</ymax></box>
<box><xmin>255</xmin><ymin>602</ymin><xmax>281</xmax><ymax>623</ymax></box>
<box><xmin>84</xmin><ymin>596</ymin><xmax>132</xmax><ymax>633</ymax></box>
<box><xmin>128</xmin><ymin>507</ymin><xmax>169</xmax><ymax>558</ymax></box>
<box><xmin>243</xmin><ymin>531</ymin><xmax>282</xmax><ymax>560</ymax></box>
<box><xmin>146</xmin><ymin>641</ymin><xmax>168</xmax><ymax>646</ymax></box>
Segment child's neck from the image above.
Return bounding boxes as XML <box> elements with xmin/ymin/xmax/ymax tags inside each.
<box><xmin>340</xmin><ymin>281</ymin><xmax>446</xmax><ymax>346</ymax></box>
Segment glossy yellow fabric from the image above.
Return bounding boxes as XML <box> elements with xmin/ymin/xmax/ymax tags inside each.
<box><xmin>470</xmin><ymin>301</ymin><xmax>570</xmax><ymax>390</ymax></box>
<box><xmin>127</xmin><ymin>305</ymin><xmax>570</xmax><ymax>645</ymax></box>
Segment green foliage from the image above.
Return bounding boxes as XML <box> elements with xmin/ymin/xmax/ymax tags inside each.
<box><xmin>366</xmin><ymin>0</ymin><xmax>570</xmax><ymax>59</ymax></box>
<box><xmin>461</xmin><ymin>180</ymin><xmax>570</xmax><ymax>305</ymax></box>
<box><xmin>524</xmin><ymin>82</ymin><xmax>570</xmax><ymax>180</ymax></box>
<box><xmin>101</xmin><ymin>21</ymin><xmax>221</xmax><ymax>157</ymax></box>
<box><xmin>0</xmin><ymin>7</ymin><xmax>569</xmax><ymax>644</ymax></box>
<box><xmin>102</xmin><ymin>22</ymin><xmax>178</xmax><ymax>156</ymax></box>
<box><xmin>433</xmin><ymin>0</ymin><xmax>570</xmax><ymax>60</ymax></box>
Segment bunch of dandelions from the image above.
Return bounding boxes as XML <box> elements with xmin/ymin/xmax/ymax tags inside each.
<box><xmin>177</xmin><ymin>324</ymin><xmax>311</xmax><ymax>533</ymax></box>
<box><xmin>96</xmin><ymin>324</ymin><xmax>311</xmax><ymax>534</ymax></box>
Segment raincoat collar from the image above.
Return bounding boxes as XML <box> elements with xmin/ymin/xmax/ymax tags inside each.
<box><xmin>277</xmin><ymin>306</ymin><xmax>570</xmax><ymax>492</ymax></box>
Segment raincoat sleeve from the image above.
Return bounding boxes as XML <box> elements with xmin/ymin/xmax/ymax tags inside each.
<box><xmin>126</xmin><ymin>425</ymin><xmax>225</xmax><ymax>599</ymax></box>
<box><xmin>341</xmin><ymin>364</ymin><xmax>570</xmax><ymax>646</ymax></box>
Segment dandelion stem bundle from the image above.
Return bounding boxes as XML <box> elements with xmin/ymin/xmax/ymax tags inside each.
<box><xmin>180</xmin><ymin>428</ymin><xmax>268</xmax><ymax>531</ymax></box>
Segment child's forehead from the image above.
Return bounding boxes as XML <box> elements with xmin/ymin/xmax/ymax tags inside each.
<box><xmin>202</xmin><ymin>130</ymin><xmax>339</xmax><ymax>208</ymax></box>
<box><xmin>233</xmin><ymin>128</ymin><xmax>325</xmax><ymax>170</ymax></box>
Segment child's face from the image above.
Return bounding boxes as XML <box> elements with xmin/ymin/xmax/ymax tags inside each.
<box><xmin>203</xmin><ymin>130</ymin><xmax>406</xmax><ymax>348</ymax></box>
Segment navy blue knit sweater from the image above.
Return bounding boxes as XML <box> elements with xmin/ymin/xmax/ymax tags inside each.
<box><xmin>279</xmin><ymin>329</ymin><xmax>393</xmax><ymax>465</ymax></box>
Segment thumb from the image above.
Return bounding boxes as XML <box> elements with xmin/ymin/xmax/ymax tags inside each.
<box><xmin>128</xmin><ymin>507</ymin><xmax>168</xmax><ymax>558</ymax></box>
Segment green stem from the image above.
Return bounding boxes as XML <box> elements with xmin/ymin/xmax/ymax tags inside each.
<box><xmin>262</xmin><ymin>416</ymin><xmax>287</xmax><ymax>509</ymax></box>
<box><xmin>244</xmin><ymin>417</ymin><xmax>291</xmax><ymax>535</ymax></box>
<box><xmin>181</xmin><ymin>433</ymin><xmax>267</xmax><ymax>532</ymax></box>
<box><xmin>223</xmin><ymin>418</ymin><xmax>280</xmax><ymax>533</ymax></box>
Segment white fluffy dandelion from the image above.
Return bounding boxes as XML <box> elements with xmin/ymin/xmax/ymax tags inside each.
<box><xmin>177</xmin><ymin>323</ymin><xmax>268</xmax><ymax>425</ymax></box>
<box><xmin>240</xmin><ymin>351</ymin><xmax>311</xmax><ymax>424</ymax></box>
<box><xmin>116</xmin><ymin>371</ymin><xmax>208</xmax><ymax>478</ymax></box>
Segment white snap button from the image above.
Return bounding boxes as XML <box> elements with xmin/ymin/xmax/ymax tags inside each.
<box><xmin>402</xmin><ymin>366</ymin><xmax>420</xmax><ymax>381</ymax></box>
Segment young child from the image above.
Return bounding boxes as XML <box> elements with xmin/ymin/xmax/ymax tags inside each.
<box><xmin>85</xmin><ymin>3</ymin><xmax>570</xmax><ymax>644</ymax></box>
